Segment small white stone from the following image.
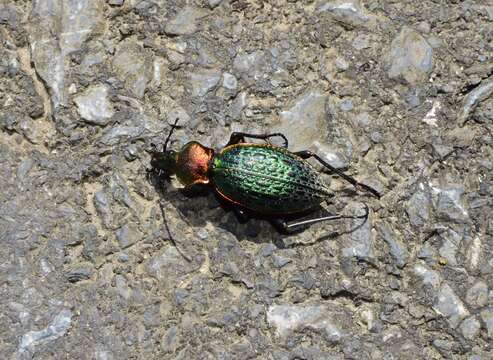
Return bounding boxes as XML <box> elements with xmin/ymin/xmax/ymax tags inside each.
<box><xmin>222</xmin><ymin>73</ymin><xmax>238</xmax><ymax>91</ymax></box>
<box><xmin>18</xmin><ymin>309</ymin><xmax>72</xmax><ymax>354</ymax></box>
<box><xmin>74</xmin><ymin>85</ymin><xmax>114</xmax><ymax>125</ymax></box>
<box><xmin>68</xmin><ymin>83</ymin><xmax>77</xmax><ymax>94</ymax></box>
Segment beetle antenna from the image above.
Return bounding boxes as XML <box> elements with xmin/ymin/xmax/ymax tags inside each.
<box><xmin>163</xmin><ymin>117</ymin><xmax>180</xmax><ymax>152</ymax></box>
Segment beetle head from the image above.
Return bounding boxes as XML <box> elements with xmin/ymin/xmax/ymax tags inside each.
<box><xmin>149</xmin><ymin>118</ymin><xmax>180</xmax><ymax>178</ymax></box>
<box><xmin>150</xmin><ymin>149</ymin><xmax>179</xmax><ymax>176</ymax></box>
<box><xmin>149</xmin><ymin>119</ymin><xmax>213</xmax><ymax>186</ymax></box>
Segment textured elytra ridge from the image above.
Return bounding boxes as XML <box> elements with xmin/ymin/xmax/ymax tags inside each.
<box><xmin>211</xmin><ymin>144</ymin><xmax>333</xmax><ymax>214</ymax></box>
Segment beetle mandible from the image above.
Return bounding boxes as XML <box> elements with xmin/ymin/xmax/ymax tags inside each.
<box><xmin>149</xmin><ymin>119</ymin><xmax>380</xmax><ymax>233</ymax></box>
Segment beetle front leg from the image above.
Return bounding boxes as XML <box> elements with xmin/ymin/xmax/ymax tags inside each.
<box><xmin>294</xmin><ymin>150</ymin><xmax>381</xmax><ymax>198</ymax></box>
<box><xmin>226</xmin><ymin>132</ymin><xmax>289</xmax><ymax>148</ymax></box>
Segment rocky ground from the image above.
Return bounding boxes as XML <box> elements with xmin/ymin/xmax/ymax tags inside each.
<box><xmin>1</xmin><ymin>0</ymin><xmax>492</xmax><ymax>359</ymax></box>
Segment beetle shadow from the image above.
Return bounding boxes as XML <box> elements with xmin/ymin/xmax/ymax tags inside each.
<box><xmin>147</xmin><ymin>170</ymin><xmax>369</xmax><ymax>248</ymax></box>
<box><xmin>147</xmin><ymin>169</ymin><xmax>243</xmax><ymax>229</ymax></box>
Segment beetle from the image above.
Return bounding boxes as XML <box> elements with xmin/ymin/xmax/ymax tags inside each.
<box><xmin>149</xmin><ymin>120</ymin><xmax>380</xmax><ymax>233</ymax></box>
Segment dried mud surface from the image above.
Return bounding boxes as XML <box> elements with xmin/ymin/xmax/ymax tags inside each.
<box><xmin>1</xmin><ymin>1</ymin><xmax>492</xmax><ymax>359</ymax></box>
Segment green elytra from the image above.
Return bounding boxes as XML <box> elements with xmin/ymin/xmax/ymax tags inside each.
<box><xmin>211</xmin><ymin>144</ymin><xmax>333</xmax><ymax>214</ymax></box>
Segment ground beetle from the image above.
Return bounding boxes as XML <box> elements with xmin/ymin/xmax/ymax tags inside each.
<box><xmin>149</xmin><ymin>120</ymin><xmax>380</xmax><ymax>233</ymax></box>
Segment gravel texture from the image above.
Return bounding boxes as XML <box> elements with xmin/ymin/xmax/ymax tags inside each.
<box><xmin>1</xmin><ymin>0</ymin><xmax>492</xmax><ymax>359</ymax></box>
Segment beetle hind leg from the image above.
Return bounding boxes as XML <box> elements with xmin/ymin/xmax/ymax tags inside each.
<box><xmin>273</xmin><ymin>203</ymin><xmax>369</xmax><ymax>234</ymax></box>
<box><xmin>293</xmin><ymin>150</ymin><xmax>381</xmax><ymax>198</ymax></box>
<box><xmin>226</xmin><ymin>132</ymin><xmax>289</xmax><ymax>148</ymax></box>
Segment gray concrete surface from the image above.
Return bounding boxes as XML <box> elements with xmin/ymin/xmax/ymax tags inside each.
<box><xmin>1</xmin><ymin>0</ymin><xmax>492</xmax><ymax>359</ymax></box>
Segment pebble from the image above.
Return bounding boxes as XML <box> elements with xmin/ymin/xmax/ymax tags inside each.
<box><xmin>124</xmin><ymin>143</ymin><xmax>139</xmax><ymax>161</ymax></box>
<box><xmin>457</xmin><ymin>79</ymin><xmax>493</xmax><ymax>125</ymax></box>
<box><xmin>189</xmin><ymin>70</ymin><xmax>221</xmax><ymax>97</ymax></box>
<box><xmin>335</xmin><ymin>57</ymin><xmax>349</xmax><ymax>71</ymax></box>
<box><xmin>438</xmin><ymin>228</ymin><xmax>462</xmax><ymax>266</ymax></box>
<box><xmin>267</xmin><ymin>303</ymin><xmax>347</xmax><ymax>342</ymax></box>
<box><xmin>74</xmin><ymin>85</ymin><xmax>114</xmax><ymax>125</ymax></box>
<box><xmin>340</xmin><ymin>99</ymin><xmax>354</xmax><ymax>112</ymax></box>
<box><xmin>466</xmin><ymin>281</ymin><xmax>489</xmax><ymax>308</ymax></box>
<box><xmin>99</xmin><ymin>125</ymin><xmax>145</xmax><ymax>146</ymax></box>
<box><xmin>271</xmin><ymin>90</ymin><xmax>327</xmax><ymax>151</ymax></box>
<box><xmin>352</xmin><ymin>34</ymin><xmax>370</xmax><ymax>50</ymax></box>
<box><xmin>406</xmin><ymin>184</ymin><xmax>432</xmax><ymax>227</ymax></box>
<box><xmin>65</xmin><ymin>262</ymin><xmax>94</xmax><ymax>283</ymax></box>
<box><xmin>229</xmin><ymin>91</ymin><xmax>247</xmax><ymax>120</ymax></box>
<box><xmin>165</xmin><ymin>7</ymin><xmax>206</xmax><ymax>36</ymax></box>
<box><xmin>354</xmin><ymin>112</ymin><xmax>371</xmax><ymax>126</ymax></box>
<box><xmin>18</xmin><ymin>309</ymin><xmax>73</xmax><ymax>355</ymax></box>
<box><xmin>113</xmin><ymin>40</ymin><xmax>151</xmax><ymax>99</ymax></box>
<box><xmin>16</xmin><ymin>158</ymin><xmax>34</xmax><ymax>181</ymax></box>
<box><xmin>378</xmin><ymin>223</ymin><xmax>409</xmax><ymax>268</ymax></box>
<box><xmin>93</xmin><ymin>190</ymin><xmax>113</xmax><ymax>228</ymax></box>
<box><xmin>414</xmin><ymin>262</ymin><xmax>441</xmax><ymax>288</ymax></box>
<box><xmin>433</xmin><ymin>283</ymin><xmax>469</xmax><ymax>328</ymax></box>
<box><xmin>312</xmin><ymin>141</ymin><xmax>350</xmax><ymax>169</ymax></box>
<box><xmin>167</xmin><ymin>105</ymin><xmax>191</xmax><ymax>125</ymax></box>
<box><xmin>115</xmin><ymin>274</ymin><xmax>131</xmax><ymax>300</ymax></box>
<box><xmin>208</xmin><ymin>0</ymin><xmax>223</xmax><ymax>9</ymax></box>
<box><xmin>233</xmin><ymin>51</ymin><xmax>269</xmax><ymax>81</ymax></box>
<box><xmin>460</xmin><ymin>316</ymin><xmax>481</xmax><ymax>340</ymax></box>
<box><xmin>272</xmin><ymin>254</ymin><xmax>292</xmax><ymax>268</ymax></box>
<box><xmin>387</xmin><ymin>27</ymin><xmax>433</xmax><ymax>84</ymax></box>
<box><xmin>316</xmin><ymin>0</ymin><xmax>376</xmax><ymax>28</ymax></box>
<box><xmin>222</xmin><ymin>73</ymin><xmax>238</xmax><ymax>91</ymax></box>
<box><xmin>431</xmin><ymin>185</ymin><xmax>469</xmax><ymax>223</ymax></box>
<box><xmin>480</xmin><ymin>308</ymin><xmax>493</xmax><ymax>338</ymax></box>
<box><xmin>341</xmin><ymin>203</ymin><xmax>374</xmax><ymax>261</ymax></box>
<box><xmin>30</xmin><ymin>0</ymin><xmax>105</xmax><ymax>108</ymax></box>
<box><xmin>115</xmin><ymin>223</ymin><xmax>140</xmax><ymax>249</ymax></box>
<box><xmin>196</xmin><ymin>228</ymin><xmax>209</xmax><ymax>241</ymax></box>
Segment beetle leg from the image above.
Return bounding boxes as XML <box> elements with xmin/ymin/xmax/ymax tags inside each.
<box><xmin>270</xmin><ymin>218</ymin><xmax>304</xmax><ymax>235</ymax></box>
<box><xmin>293</xmin><ymin>150</ymin><xmax>381</xmax><ymax>198</ymax></box>
<box><xmin>271</xmin><ymin>216</ymin><xmax>339</xmax><ymax>234</ymax></box>
<box><xmin>226</xmin><ymin>132</ymin><xmax>289</xmax><ymax>148</ymax></box>
<box><xmin>287</xmin><ymin>203</ymin><xmax>369</xmax><ymax>228</ymax></box>
<box><xmin>272</xmin><ymin>203</ymin><xmax>369</xmax><ymax>233</ymax></box>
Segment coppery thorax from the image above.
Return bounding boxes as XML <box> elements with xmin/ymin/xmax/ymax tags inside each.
<box><xmin>175</xmin><ymin>141</ymin><xmax>214</xmax><ymax>186</ymax></box>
